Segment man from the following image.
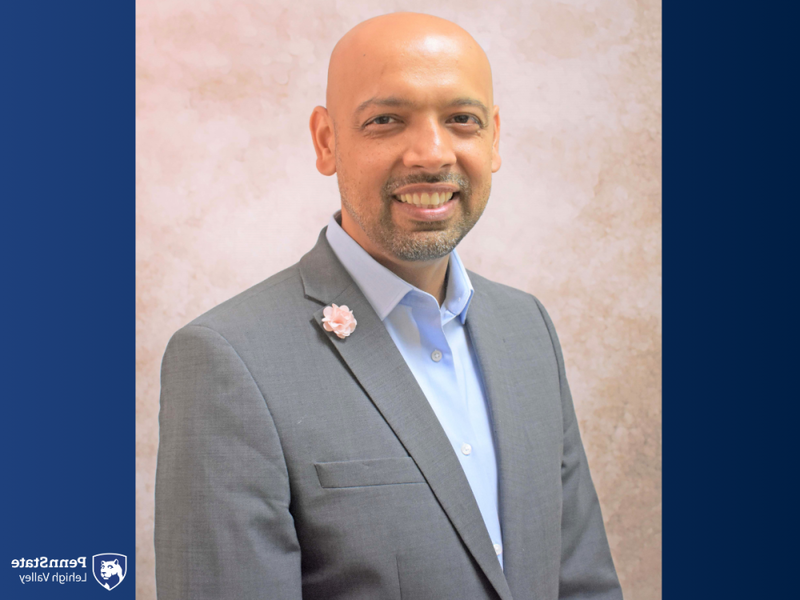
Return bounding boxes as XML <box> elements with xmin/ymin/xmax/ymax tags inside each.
<box><xmin>155</xmin><ymin>12</ymin><xmax>622</xmax><ymax>600</ymax></box>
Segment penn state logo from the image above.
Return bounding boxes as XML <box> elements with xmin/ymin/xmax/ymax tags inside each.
<box><xmin>92</xmin><ymin>553</ymin><xmax>127</xmax><ymax>591</ymax></box>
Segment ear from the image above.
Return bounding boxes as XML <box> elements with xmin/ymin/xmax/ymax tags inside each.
<box><xmin>491</xmin><ymin>105</ymin><xmax>501</xmax><ymax>173</ymax></box>
<box><xmin>309</xmin><ymin>106</ymin><xmax>336</xmax><ymax>176</ymax></box>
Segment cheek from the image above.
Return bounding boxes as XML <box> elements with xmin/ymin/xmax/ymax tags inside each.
<box><xmin>453</xmin><ymin>134</ymin><xmax>494</xmax><ymax>166</ymax></box>
<box><xmin>341</xmin><ymin>145</ymin><xmax>392</xmax><ymax>179</ymax></box>
<box><xmin>456</xmin><ymin>150</ymin><xmax>493</xmax><ymax>186</ymax></box>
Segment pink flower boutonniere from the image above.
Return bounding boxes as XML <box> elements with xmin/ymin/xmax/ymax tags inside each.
<box><xmin>322</xmin><ymin>304</ymin><xmax>357</xmax><ymax>339</ymax></box>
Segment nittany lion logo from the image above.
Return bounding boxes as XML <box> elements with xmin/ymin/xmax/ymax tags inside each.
<box><xmin>92</xmin><ymin>553</ymin><xmax>127</xmax><ymax>591</ymax></box>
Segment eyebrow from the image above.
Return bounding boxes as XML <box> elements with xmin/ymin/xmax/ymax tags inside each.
<box><xmin>354</xmin><ymin>96</ymin><xmax>490</xmax><ymax>121</ymax></box>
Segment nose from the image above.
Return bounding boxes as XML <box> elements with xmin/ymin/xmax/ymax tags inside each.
<box><xmin>402</xmin><ymin>117</ymin><xmax>456</xmax><ymax>172</ymax></box>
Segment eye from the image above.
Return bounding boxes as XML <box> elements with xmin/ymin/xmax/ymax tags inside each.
<box><xmin>366</xmin><ymin>115</ymin><xmax>398</xmax><ymax>126</ymax></box>
<box><xmin>449</xmin><ymin>114</ymin><xmax>482</xmax><ymax>126</ymax></box>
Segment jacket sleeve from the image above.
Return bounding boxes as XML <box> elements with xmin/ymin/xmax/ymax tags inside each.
<box><xmin>155</xmin><ymin>324</ymin><xmax>302</xmax><ymax>599</ymax></box>
<box><xmin>534</xmin><ymin>298</ymin><xmax>624</xmax><ymax>599</ymax></box>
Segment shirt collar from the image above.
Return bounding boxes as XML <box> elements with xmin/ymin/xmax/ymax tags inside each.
<box><xmin>325</xmin><ymin>212</ymin><xmax>474</xmax><ymax>324</ymax></box>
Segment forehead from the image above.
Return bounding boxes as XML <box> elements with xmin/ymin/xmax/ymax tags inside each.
<box><xmin>333</xmin><ymin>33</ymin><xmax>493</xmax><ymax>113</ymax></box>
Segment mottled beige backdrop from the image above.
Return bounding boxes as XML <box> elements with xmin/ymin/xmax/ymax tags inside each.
<box><xmin>136</xmin><ymin>1</ymin><xmax>661</xmax><ymax>598</ymax></box>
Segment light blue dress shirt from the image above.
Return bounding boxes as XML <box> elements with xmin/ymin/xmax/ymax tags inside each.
<box><xmin>326</xmin><ymin>214</ymin><xmax>504</xmax><ymax>567</ymax></box>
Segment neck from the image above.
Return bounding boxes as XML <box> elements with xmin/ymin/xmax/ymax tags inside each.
<box><xmin>341</xmin><ymin>211</ymin><xmax>449</xmax><ymax>306</ymax></box>
<box><xmin>377</xmin><ymin>254</ymin><xmax>450</xmax><ymax>306</ymax></box>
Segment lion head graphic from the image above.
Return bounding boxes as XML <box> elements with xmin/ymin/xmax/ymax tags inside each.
<box><xmin>99</xmin><ymin>559</ymin><xmax>125</xmax><ymax>589</ymax></box>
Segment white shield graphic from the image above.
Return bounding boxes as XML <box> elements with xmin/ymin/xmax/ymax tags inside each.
<box><xmin>92</xmin><ymin>553</ymin><xmax>127</xmax><ymax>591</ymax></box>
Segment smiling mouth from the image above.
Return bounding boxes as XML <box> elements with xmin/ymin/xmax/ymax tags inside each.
<box><xmin>393</xmin><ymin>191</ymin><xmax>457</xmax><ymax>207</ymax></box>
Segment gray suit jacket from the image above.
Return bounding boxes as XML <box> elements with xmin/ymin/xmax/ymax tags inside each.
<box><xmin>155</xmin><ymin>228</ymin><xmax>622</xmax><ymax>600</ymax></box>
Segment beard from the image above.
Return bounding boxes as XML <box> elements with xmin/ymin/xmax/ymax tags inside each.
<box><xmin>337</xmin><ymin>170</ymin><xmax>490</xmax><ymax>262</ymax></box>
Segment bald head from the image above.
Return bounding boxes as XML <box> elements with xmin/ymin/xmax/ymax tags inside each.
<box><xmin>326</xmin><ymin>13</ymin><xmax>493</xmax><ymax>126</ymax></box>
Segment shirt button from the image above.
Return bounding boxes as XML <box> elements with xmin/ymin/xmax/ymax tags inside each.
<box><xmin>493</xmin><ymin>543</ymin><xmax>503</xmax><ymax>556</ymax></box>
<box><xmin>431</xmin><ymin>349</ymin><xmax>442</xmax><ymax>362</ymax></box>
<box><xmin>461</xmin><ymin>443</ymin><xmax>472</xmax><ymax>456</ymax></box>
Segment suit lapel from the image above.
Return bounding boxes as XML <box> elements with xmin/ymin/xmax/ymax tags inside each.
<box><xmin>466</xmin><ymin>277</ymin><xmax>558</xmax><ymax>599</ymax></box>
<box><xmin>300</xmin><ymin>230</ymin><xmax>513</xmax><ymax>600</ymax></box>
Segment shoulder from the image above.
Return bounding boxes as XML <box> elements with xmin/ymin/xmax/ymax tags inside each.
<box><xmin>467</xmin><ymin>270</ymin><xmax>568</xmax><ymax>378</ymax></box>
<box><xmin>189</xmin><ymin>264</ymin><xmax>304</xmax><ymax>329</ymax></box>
<box><xmin>468</xmin><ymin>269</ymin><xmax>550</xmax><ymax>319</ymax></box>
<box><xmin>166</xmin><ymin>262</ymin><xmax>319</xmax><ymax>352</ymax></box>
<box><xmin>467</xmin><ymin>269</ymin><xmax>563</xmax><ymax>352</ymax></box>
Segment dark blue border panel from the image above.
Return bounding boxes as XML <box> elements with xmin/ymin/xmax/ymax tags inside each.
<box><xmin>664</xmin><ymin>2</ymin><xmax>794</xmax><ymax>598</ymax></box>
<box><xmin>1</xmin><ymin>2</ymin><xmax>134</xmax><ymax>599</ymax></box>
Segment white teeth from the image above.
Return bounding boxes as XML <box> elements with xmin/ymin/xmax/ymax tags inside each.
<box><xmin>397</xmin><ymin>191</ymin><xmax>455</xmax><ymax>206</ymax></box>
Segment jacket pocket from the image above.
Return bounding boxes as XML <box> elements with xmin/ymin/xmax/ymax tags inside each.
<box><xmin>314</xmin><ymin>457</ymin><xmax>426</xmax><ymax>488</ymax></box>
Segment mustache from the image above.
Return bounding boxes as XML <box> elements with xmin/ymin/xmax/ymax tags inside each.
<box><xmin>382</xmin><ymin>173</ymin><xmax>470</xmax><ymax>197</ymax></box>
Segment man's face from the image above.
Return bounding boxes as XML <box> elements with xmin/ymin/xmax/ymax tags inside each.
<box><xmin>328</xmin><ymin>33</ymin><xmax>501</xmax><ymax>263</ymax></box>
